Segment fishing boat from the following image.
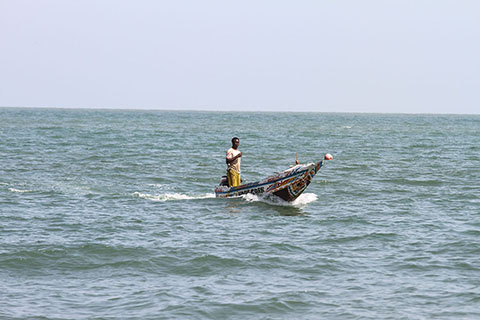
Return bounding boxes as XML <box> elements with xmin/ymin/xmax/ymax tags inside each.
<box><xmin>215</xmin><ymin>154</ymin><xmax>332</xmax><ymax>202</ymax></box>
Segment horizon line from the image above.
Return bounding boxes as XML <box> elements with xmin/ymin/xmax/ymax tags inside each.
<box><xmin>1</xmin><ymin>105</ymin><xmax>478</xmax><ymax>116</ymax></box>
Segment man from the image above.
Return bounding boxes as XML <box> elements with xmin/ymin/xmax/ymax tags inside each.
<box><xmin>226</xmin><ymin>137</ymin><xmax>242</xmax><ymax>187</ymax></box>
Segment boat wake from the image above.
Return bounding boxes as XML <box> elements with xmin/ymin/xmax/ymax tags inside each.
<box><xmin>133</xmin><ymin>189</ymin><xmax>317</xmax><ymax>207</ymax></box>
<box><xmin>133</xmin><ymin>192</ymin><xmax>216</xmax><ymax>202</ymax></box>
<box><xmin>242</xmin><ymin>192</ymin><xmax>318</xmax><ymax>207</ymax></box>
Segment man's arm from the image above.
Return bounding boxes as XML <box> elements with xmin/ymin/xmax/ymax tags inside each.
<box><xmin>226</xmin><ymin>152</ymin><xmax>242</xmax><ymax>164</ymax></box>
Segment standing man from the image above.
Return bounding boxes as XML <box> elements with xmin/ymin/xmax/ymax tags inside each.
<box><xmin>226</xmin><ymin>137</ymin><xmax>242</xmax><ymax>187</ymax></box>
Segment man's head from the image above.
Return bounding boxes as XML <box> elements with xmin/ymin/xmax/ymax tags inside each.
<box><xmin>231</xmin><ymin>137</ymin><xmax>240</xmax><ymax>149</ymax></box>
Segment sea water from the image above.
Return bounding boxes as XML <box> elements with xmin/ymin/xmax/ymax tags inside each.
<box><xmin>1</xmin><ymin>108</ymin><xmax>479</xmax><ymax>319</ymax></box>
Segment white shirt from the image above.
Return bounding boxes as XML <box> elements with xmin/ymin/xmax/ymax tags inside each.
<box><xmin>226</xmin><ymin>148</ymin><xmax>241</xmax><ymax>173</ymax></box>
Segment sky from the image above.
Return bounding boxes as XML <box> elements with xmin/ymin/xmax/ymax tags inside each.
<box><xmin>1</xmin><ymin>0</ymin><xmax>479</xmax><ymax>114</ymax></box>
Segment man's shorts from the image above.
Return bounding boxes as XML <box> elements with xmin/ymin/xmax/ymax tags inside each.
<box><xmin>227</xmin><ymin>169</ymin><xmax>241</xmax><ymax>187</ymax></box>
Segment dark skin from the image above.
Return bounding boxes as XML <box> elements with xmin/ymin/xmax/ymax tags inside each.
<box><xmin>226</xmin><ymin>139</ymin><xmax>242</xmax><ymax>164</ymax></box>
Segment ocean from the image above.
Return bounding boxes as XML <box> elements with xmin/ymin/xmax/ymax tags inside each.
<box><xmin>1</xmin><ymin>107</ymin><xmax>479</xmax><ymax>319</ymax></box>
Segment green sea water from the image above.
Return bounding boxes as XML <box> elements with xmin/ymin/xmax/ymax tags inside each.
<box><xmin>1</xmin><ymin>107</ymin><xmax>479</xmax><ymax>319</ymax></box>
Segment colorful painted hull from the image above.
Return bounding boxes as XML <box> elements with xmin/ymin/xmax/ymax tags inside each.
<box><xmin>214</xmin><ymin>161</ymin><xmax>324</xmax><ymax>202</ymax></box>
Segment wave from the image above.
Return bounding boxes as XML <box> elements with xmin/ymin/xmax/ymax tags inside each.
<box><xmin>8</xmin><ymin>188</ymin><xmax>33</xmax><ymax>193</ymax></box>
<box><xmin>133</xmin><ymin>192</ymin><xmax>216</xmax><ymax>202</ymax></box>
<box><xmin>242</xmin><ymin>192</ymin><xmax>317</xmax><ymax>207</ymax></box>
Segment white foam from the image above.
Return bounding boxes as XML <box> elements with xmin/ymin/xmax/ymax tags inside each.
<box><xmin>242</xmin><ymin>192</ymin><xmax>317</xmax><ymax>207</ymax></box>
<box><xmin>133</xmin><ymin>192</ymin><xmax>216</xmax><ymax>202</ymax></box>
<box><xmin>146</xmin><ymin>184</ymin><xmax>170</xmax><ymax>188</ymax></box>
<box><xmin>8</xmin><ymin>188</ymin><xmax>33</xmax><ymax>193</ymax></box>
<box><xmin>292</xmin><ymin>193</ymin><xmax>318</xmax><ymax>206</ymax></box>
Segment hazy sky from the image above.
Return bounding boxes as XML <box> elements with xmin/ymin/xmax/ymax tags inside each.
<box><xmin>1</xmin><ymin>0</ymin><xmax>479</xmax><ymax>113</ymax></box>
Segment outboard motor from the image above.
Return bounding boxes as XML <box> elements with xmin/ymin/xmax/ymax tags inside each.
<box><xmin>219</xmin><ymin>175</ymin><xmax>228</xmax><ymax>186</ymax></box>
